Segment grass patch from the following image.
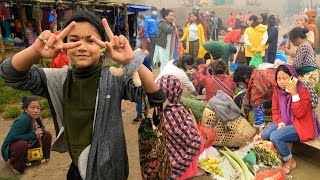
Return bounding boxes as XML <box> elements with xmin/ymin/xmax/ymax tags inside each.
<box><xmin>0</xmin><ymin>78</ymin><xmax>51</xmax><ymax>119</ymax></box>
<box><xmin>0</xmin><ymin>176</ymin><xmax>19</xmax><ymax>180</ymax></box>
<box><xmin>40</xmin><ymin>99</ymin><xmax>49</xmax><ymax>111</ymax></box>
<box><xmin>0</xmin><ymin>78</ymin><xmax>32</xmax><ymax>109</ymax></box>
<box><xmin>40</xmin><ymin>109</ymin><xmax>51</xmax><ymax>119</ymax></box>
<box><xmin>4</xmin><ymin>106</ymin><xmax>21</xmax><ymax>118</ymax></box>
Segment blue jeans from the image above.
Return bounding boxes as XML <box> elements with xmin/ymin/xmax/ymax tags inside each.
<box><xmin>261</xmin><ymin>122</ymin><xmax>300</xmax><ymax>161</ymax></box>
<box><xmin>136</xmin><ymin>102</ymin><xmax>142</xmax><ymax>117</ymax></box>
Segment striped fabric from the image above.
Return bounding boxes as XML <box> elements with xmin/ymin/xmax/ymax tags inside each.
<box><xmin>157</xmin><ymin>75</ymin><xmax>201</xmax><ymax>179</ymax></box>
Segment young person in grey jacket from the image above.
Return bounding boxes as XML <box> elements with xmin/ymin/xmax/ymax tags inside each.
<box><xmin>0</xmin><ymin>11</ymin><xmax>166</xmax><ymax>180</ymax></box>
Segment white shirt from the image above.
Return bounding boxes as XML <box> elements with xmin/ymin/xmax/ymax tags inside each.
<box><xmin>155</xmin><ymin>60</ymin><xmax>196</xmax><ymax>93</ymax></box>
<box><xmin>188</xmin><ymin>23</ymin><xmax>199</xmax><ymax>41</ymax></box>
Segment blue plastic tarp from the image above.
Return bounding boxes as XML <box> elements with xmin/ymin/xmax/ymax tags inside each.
<box><xmin>128</xmin><ymin>5</ymin><xmax>150</xmax><ymax>12</ymax></box>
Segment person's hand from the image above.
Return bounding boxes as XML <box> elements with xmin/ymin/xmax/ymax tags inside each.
<box><xmin>90</xmin><ymin>18</ymin><xmax>133</xmax><ymax>65</ymax></box>
<box><xmin>30</xmin><ymin>22</ymin><xmax>83</xmax><ymax>59</ymax></box>
<box><xmin>147</xmin><ymin>38</ymin><xmax>151</xmax><ymax>43</ymax></box>
<box><xmin>277</xmin><ymin>122</ymin><xmax>285</xmax><ymax>129</ymax></box>
<box><xmin>205</xmin><ymin>59</ymin><xmax>211</xmax><ymax>67</ymax></box>
<box><xmin>35</xmin><ymin>128</ymin><xmax>43</xmax><ymax>138</ymax></box>
<box><xmin>286</xmin><ymin>80</ymin><xmax>298</xmax><ymax>96</ymax></box>
<box><xmin>172</xmin><ymin>21</ymin><xmax>176</xmax><ymax>27</ymax></box>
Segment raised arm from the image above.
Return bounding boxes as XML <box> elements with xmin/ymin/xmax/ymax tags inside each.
<box><xmin>12</xmin><ymin>22</ymin><xmax>82</xmax><ymax>72</ymax></box>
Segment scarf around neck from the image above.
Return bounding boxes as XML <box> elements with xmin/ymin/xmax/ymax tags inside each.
<box><xmin>277</xmin><ymin>65</ymin><xmax>302</xmax><ymax>126</ymax></box>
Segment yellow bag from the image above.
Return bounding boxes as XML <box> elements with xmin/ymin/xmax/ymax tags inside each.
<box><xmin>27</xmin><ymin>119</ymin><xmax>44</xmax><ymax>162</ymax></box>
<box><xmin>27</xmin><ymin>147</ymin><xmax>43</xmax><ymax>161</ymax></box>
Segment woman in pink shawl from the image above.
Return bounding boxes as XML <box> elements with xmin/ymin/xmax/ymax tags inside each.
<box><xmin>157</xmin><ymin>75</ymin><xmax>205</xmax><ymax>179</ymax></box>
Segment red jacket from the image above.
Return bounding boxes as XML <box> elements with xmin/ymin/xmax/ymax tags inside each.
<box><xmin>223</xmin><ymin>29</ymin><xmax>242</xmax><ymax>44</ymax></box>
<box><xmin>50</xmin><ymin>52</ymin><xmax>69</xmax><ymax>68</ymax></box>
<box><xmin>195</xmin><ymin>65</ymin><xmax>236</xmax><ymax>101</ymax></box>
<box><xmin>272</xmin><ymin>86</ymin><xmax>315</xmax><ymax>142</ymax></box>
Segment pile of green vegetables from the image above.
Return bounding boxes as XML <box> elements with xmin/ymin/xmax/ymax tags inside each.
<box><xmin>219</xmin><ymin>147</ymin><xmax>255</xmax><ymax>180</ymax></box>
<box><xmin>139</xmin><ymin>119</ymin><xmax>157</xmax><ymax>141</ymax></box>
<box><xmin>251</xmin><ymin>145</ymin><xmax>281</xmax><ymax>167</ymax></box>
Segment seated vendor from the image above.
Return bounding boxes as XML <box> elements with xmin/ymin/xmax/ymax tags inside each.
<box><xmin>233</xmin><ymin>64</ymin><xmax>277</xmax><ymax>128</ymax></box>
<box><xmin>1</xmin><ymin>96</ymin><xmax>52</xmax><ymax>174</ymax></box>
<box><xmin>261</xmin><ymin>65</ymin><xmax>316</xmax><ymax>174</ymax></box>
<box><xmin>195</xmin><ymin>59</ymin><xmax>236</xmax><ymax>101</ymax></box>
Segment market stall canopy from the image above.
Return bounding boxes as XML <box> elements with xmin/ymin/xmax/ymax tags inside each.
<box><xmin>128</xmin><ymin>5</ymin><xmax>150</xmax><ymax>12</ymax></box>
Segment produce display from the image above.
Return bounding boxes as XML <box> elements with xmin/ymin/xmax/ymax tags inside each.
<box><xmin>199</xmin><ymin>158</ymin><xmax>224</xmax><ymax>177</ymax></box>
<box><xmin>251</xmin><ymin>145</ymin><xmax>281</xmax><ymax>167</ymax></box>
<box><xmin>220</xmin><ymin>147</ymin><xmax>255</xmax><ymax>180</ymax></box>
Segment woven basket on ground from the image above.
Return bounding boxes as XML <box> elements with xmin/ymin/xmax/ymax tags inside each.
<box><xmin>202</xmin><ymin>108</ymin><xmax>256</xmax><ymax>147</ymax></box>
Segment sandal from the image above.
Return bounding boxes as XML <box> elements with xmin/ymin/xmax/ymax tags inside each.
<box><xmin>283</xmin><ymin>159</ymin><xmax>296</xmax><ymax>174</ymax></box>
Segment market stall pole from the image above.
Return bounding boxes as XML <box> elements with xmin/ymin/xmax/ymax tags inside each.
<box><xmin>124</xmin><ymin>4</ymin><xmax>129</xmax><ymax>39</ymax></box>
<box><xmin>0</xmin><ymin>28</ymin><xmax>6</xmax><ymax>62</ymax></box>
<box><xmin>17</xmin><ymin>0</ymin><xmax>29</xmax><ymax>47</ymax></box>
<box><xmin>34</xmin><ymin>2</ymin><xmax>47</xmax><ymax>67</ymax></box>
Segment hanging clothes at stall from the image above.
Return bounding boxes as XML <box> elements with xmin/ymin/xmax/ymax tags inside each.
<box><xmin>114</xmin><ymin>7</ymin><xmax>125</xmax><ymax>36</ymax></box>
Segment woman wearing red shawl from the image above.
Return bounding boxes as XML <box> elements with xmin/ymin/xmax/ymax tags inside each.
<box><xmin>157</xmin><ymin>75</ymin><xmax>204</xmax><ymax>179</ymax></box>
<box><xmin>261</xmin><ymin>65</ymin><xmax>316</xmax><ymax>174</ymax></box>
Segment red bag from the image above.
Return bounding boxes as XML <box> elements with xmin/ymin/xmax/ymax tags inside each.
<box><xmin>255</xmin><ymin>168</ymin><xmax>285</xmax><ymax>180</ymax></box>
<box><xmin>198</xmin><ymin>124</ymin><xmax>217</xmax><ymax>148</ymax></box>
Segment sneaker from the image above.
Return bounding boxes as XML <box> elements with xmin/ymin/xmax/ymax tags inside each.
<box><xmin>132</xmin><ymin>116</ymin><xmax>143</xmax><ymax>124</ymax></box>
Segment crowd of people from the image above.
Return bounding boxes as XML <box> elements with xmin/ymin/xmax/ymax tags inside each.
<box><xmin>0</xmin><ymin>4</ymin><xmax>319</xmax><ymax>180</ymax></box>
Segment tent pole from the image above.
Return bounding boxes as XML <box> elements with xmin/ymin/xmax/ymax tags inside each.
<box><xmin>18</xmin><ymin>1</ymin><xmax>29</xmax><ymax>47</ymax></box>
<box><xmin>125</xmin><ymin>4</ymin><xmax>129</xmax><ymax>40</ymax></box>
<box><xmin>34</xmin><ymin>2</ymin><xmax>46</xmax><ymax>67</ymax></box>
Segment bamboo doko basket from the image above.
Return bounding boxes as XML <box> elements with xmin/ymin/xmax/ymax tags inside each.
<box><xmin>202</xmin><ymin>108</ymin><xmax>255</xmax><ymax>147</ymax></box>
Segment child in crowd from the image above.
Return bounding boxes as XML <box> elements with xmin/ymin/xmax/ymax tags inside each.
<box><xmin>1</xmin><ymin>96</ymin><xmax>52</xmax><ymax>174</ymax></box>
<box><xmin>233</xmin><ymin>65</ymin><xmax>277</xmax><ymax>128</ymax></box>
<box><xmin>279</xmin><ymin>34</ymin><xmax>288</xmax><ymax>47</ymax></box>
<box><xmin>289</xmin><ymin>27</ymin><xmax>319</xmax><ymax>88</ymax></box>
<box><xmin>0</xmin><ymin>11</ymin><xmax>165</xmax><ymax>179</ymax></box>
<box><xmin>262</xmin><ymin>65</ymin><xmax>316</xmax><ymax>174</ymax></box>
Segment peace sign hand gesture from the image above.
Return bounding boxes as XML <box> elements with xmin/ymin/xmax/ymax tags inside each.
<box><xmin>31</xmin><ymin>22</ymin><xmax>82</xmax><ymax>59</ymax></box>
<box><xmin>90</xmin><ymin>18</ymin><xmax>134</xmax><ymax>65</ymax></box>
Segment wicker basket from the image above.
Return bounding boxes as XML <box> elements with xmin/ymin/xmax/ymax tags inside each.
<box><xmin>202</xmin><ymin>108</ymin><xmax>256</xmax><ymax>147</ymax></box>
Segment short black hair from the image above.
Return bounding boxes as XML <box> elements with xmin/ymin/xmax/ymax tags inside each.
<box><xmin>22</xmin><ymin>96</ymin><xmax>40</xmax><ymax>110</ymax></box>
<box><xmin>233</xmin><ymin>64</ymin><xmax>254</xmax><ymax>83</ymax></box>
<box><xmin>174</xmin><ymin>54</ymin><xmax>194</xmax><ymax>71</ymax></box>
<box><xmin>63</xmin><ymin>11</ymin><xmax>107</xmax><ymax>42</ymax></box>
<box><xmin>289</xmin><ymin>27</ymin><xmax>309</xmax><ymax>41</ymax></box>
<box><xmin>160</xmin><ymin>8</ymin><xmax>174</xmax><ymax>19</ymax></box>
<box><xmin>249</xmin><ymin>15</ymin><xmax>259</xmax><ymax>28</ymax></box>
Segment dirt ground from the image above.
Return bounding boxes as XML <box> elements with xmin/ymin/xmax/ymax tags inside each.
<box><xmin>0</xmin><ymin>66</ymin><xmax>320</xmax><ymax>180</ymax></box>
<box><xmin>1</xmin><ymin>19</ymin><xmax>320</xmax><ymax>180</ymax></box>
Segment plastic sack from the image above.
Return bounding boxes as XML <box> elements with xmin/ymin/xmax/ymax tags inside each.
<box><xmin>255</xmin><ymin>168</ymin><xmax>285</xmax><ymax>180</ymax></box>
<box><xmin>249</xmin><ymin>54</ymin><xmax>263</xmax><ymax>69</ymax></box>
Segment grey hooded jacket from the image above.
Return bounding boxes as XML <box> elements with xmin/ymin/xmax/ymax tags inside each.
<box><xmin>0</xmin><ymin>50</ymin><xmax>166</xmax><ymax>180</ymax></box>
